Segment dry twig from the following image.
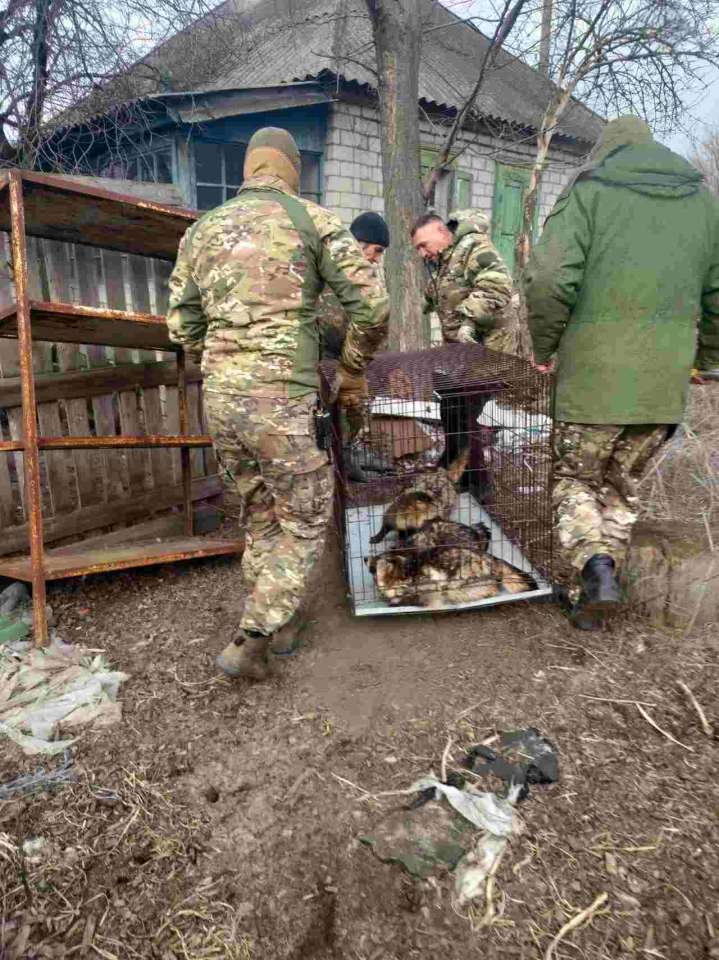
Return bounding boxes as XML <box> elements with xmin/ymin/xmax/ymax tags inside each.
<box><xmin>677</xmin><ymin>681</ymin><xmax>713</xmax><ymax>737</ymax></box>
<box><xmin>440</xmin><ymin>737</ymin><xmax>453</xmax><ymax>783</ymax></box>
<box><xmin>635</xmin><ymin>703</ymin><xmax>694</xmax><ymax>752</ymax></box>
<box><xmin>544</xmin><ymin>891</ymin><xmax>609</xmax><ymax>960</ymax></box>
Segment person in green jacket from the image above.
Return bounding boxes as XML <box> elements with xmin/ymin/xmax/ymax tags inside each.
<box><xmin>523</xmin><ymin>116</ymin><xmax>719</xmax><ymax>630</ymax></box>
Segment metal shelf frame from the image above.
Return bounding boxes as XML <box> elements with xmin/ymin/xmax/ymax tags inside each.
<box><xmin>0</xmin><ymin>170</ymin><xmax>241</xmax><ymax>644</ymax></box>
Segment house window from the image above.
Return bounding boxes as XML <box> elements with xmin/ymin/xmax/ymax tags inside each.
<box><xmin>194</xmin><ymin>141</ymin><xmax>322</xmax><ymax>211</ymax></box>
<box><xmin>420</xmin><ymin>148</ymin><xmax>473</xmax><ymax>217</ymax></box>
<box><xmin>491</xmin><ymin>163</ymin><xmax>539</xmax><ymax>277</ymax></box>
<box><xmin>97</xmin><ymin>146</ymin><xmax>173</xmax><ymax>184</ymax></box>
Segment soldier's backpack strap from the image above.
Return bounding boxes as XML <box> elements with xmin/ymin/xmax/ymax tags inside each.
<box><xmin>241</xmin><ymin>187</ymin><xmax>328</xmax><ymax>390</ymax></box>
<box><xmin>241</xmin><ymin>188</ymin><xmax>322</xmax><ymax>262</ymax></box>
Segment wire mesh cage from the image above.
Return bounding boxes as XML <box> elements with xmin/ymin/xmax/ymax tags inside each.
<box><xmin>320</xmin><ymin>343</ymin><xmax>554</xmax><ymax>616</ymax></box>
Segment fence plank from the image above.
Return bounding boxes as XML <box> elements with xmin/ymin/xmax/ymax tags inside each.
<box><xmin>141</xmin><ymin>385</ymin><xmax>173</xmax><ymax>488</ymax></box>
<box><xmin>151</xmin><ymin>258</ymin><xmax>172</xmax><ymax>315</ymax></box>
<box><xmin>0</xmin><ymin>474</ymin><xmax>222</xmax><ymax>555</ymax></box>
<box><xmin>17</xmin><ymin>240</ymin><xmax>53</xmax><ymax>516</ymax></box>
<box><xmin>186</xmin><ymin>382</ymin><xmax>205</xmax><ymax>477</ymax></box>
<box><xmin>198</xmin><ymin>384</ymin><xmax>217</xmax><ymax>476</ymax></box>
<box><xmin>163</xmin><ymin>385</ymin><xmax>182</xmax><ymax>484</ymax></box>
<box><xmin>99</xmin><ymin>250</ymin><xmax>137</xmax><ymax>498</ymax></box>
<box><xmin>128</xmin><ymin>255</ymin><xmax>151</xmax><ymax>314</ymax></box>
<box><xmin>0</xmin><ymin>359</ymin><xmax>202</xmax><ymax>407</ymax></box>
<box><xmin>53</xmin><ymin>246</ymin><xmax>104</xmax><ymax>507</ymax></box>
<box><xmin>0</xmin><ymin>234</ymin><xmax>18</xmax><ymax>525</ymax></box>
<box><xmin>40</xmin><ymin>241</ymin><xmax>80</xmax><ymax>514</ymax></box>
<box><xmin>127</xmin><ymin>253</ymin><xmax>169</xmax><ymax>490</ymax></box>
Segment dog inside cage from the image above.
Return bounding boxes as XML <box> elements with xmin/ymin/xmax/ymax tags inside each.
<box><xmin>320</xmin><ymin>343</ymin><xmax>554</xmax><ymax>616</ymax></box>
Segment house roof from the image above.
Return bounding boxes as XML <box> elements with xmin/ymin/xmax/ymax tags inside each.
<box><xmin>181</xmin><ymin>0</ymin><xmax>603</xmax><ymax>145</ymax></box>
<box><xmin>47</xmin><ymin>0</ymin><xmax>603</xmax><ymax>151</ymax></box>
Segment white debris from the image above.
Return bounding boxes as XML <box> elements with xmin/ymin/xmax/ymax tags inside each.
<box><xmin>410</xmin><ymin>776</ymin><xmax>524</xmax><ymax>908</ymax></box>
<box><xmin>0</xmin><ymin>642</ymin><xmax>128</xmax><ymax>756</ymax></box>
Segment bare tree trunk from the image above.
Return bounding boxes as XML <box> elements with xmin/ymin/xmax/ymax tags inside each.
<box><xmin>516</xmin><ymin>83</ymin><xmax>575</xmax><ymax>272</ymax></box>
<box><xmin>538</xmin><ymin>0</ymin><xmax>553</xmax><ymax>76</ymax></box>
<box><xmin>420</xmin><ymin>0</ymin><xmax>528</xmax><ymax>205</ymax></box>
<box><xmin>21</xmin><ymin>0</ymin><xmax>53</xmax><ymax>168</ymax></box>
<box><xmin>365</xmin><ymin>0</ymin><xmax>425</xmax><ymax>351</ymax></box>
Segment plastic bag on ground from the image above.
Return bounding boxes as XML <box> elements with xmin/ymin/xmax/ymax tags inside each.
<box><xmin>0</xmin><ymin>641</ymin><xmax>128</xmax><ymax>755</ymax></box>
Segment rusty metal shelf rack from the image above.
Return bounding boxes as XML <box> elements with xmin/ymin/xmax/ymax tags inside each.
<box><xmin>0</xmin><ymin>171</ymin><xmax>242</xmax><ymax>644</ymax></box>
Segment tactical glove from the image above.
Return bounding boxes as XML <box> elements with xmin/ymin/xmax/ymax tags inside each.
<box><xmin>330</xmin><ymin>366</ymin><xmax>368</xmax><ymax>439</ymax></box>
<box><xmin>330</xmin><ymin>366</ymin><xmax>368</xmax><ymax>408</ymax></box>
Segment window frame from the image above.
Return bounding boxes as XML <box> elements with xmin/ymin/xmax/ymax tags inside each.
<box><xmin>420</xmin><ymin>147</ymin><xmax>473</xmax><ymax>217</ymax></box>
<box><xmin>192</xmin><ymin>140</ymin><xmax>323</xmax><ymax>211</ymax></box>
<box><xmin>95</xmin><ymin>141</ymin><xmax>175</xmax><ymax>185</ymax></box>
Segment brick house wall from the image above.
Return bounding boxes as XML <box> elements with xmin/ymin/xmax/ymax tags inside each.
<box><xmin>323</xmin><ymin>101</ymin><xmax>580</xmax><ymax>231</ymax></box>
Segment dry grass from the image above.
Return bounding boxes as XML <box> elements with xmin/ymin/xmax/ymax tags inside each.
<box><xmin>639</xmin><ymin>384</ymin><xmax>719</xmax><ymax>525</ymax></box>
<box><xmin>0</xmin><ymin>763</ymin><xmax>253</xmax><ymax>959</ymax></box>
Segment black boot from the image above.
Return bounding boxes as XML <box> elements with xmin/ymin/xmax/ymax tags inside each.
<box><xmin>570</xmin><ymin>554</ymin><xmax>622</xmax><ymax>630</ymax></box>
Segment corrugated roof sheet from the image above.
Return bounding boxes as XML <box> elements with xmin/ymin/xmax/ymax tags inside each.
<box><xmin>186</xmin><ymin>0</ymin><xmax>602</xmax><ymax>144</ymax></box>
<box><xmin>47</xmin><ymin>0</ymin><xmax>603</xmax><ymax>147</ymax></box>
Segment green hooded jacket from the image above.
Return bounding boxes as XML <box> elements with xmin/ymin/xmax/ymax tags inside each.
<box><xmin>523</xmin><ymin>122</ymin><xmax>719</xmax><ymax>424</ymax></box>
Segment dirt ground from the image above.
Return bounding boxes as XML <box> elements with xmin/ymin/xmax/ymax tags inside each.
<box><xmin>1</xmin><ymin>531</ymin><xmax>719</xmax><ymax>960</ymax></box>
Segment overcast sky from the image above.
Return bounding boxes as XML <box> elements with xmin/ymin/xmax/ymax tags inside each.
<box><xmin>440</xmin><ymin>0</ymin><xmax>718</xmax><ymax>159</ymax></box>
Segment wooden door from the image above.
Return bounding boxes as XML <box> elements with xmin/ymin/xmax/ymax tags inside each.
<box><xmin>491</xmin><ymin>163</ymin><xmax>536</xmax><ymax>277</ymax></box>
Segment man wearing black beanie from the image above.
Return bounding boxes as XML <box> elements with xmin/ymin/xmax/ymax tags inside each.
<box><xmin>348</xmin><ymin>211</ymin><xmax>390</xmax><ymax>265</ymax></box>
<box><xmin>321</xmin><ymin>212</ymin><xmax>390</xmax><ymax>360</ymax></box>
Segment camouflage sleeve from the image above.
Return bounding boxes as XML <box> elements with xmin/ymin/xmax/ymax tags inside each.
<box><xmin>697</xmin><ymin>222</ymin><xmax>719</xmax><ymax>370</ymax></box>
<box><xmin>452</xmin><ymin>235</ymin><xmax>512</xmax><ymax>341</ymax></box>
<box><xmin>522</xmin><ymin>186</ymin><xmax>591</xmax><ymax>363</ymax></box>
<box><xmin>166</xmin><ymin>228</ymin><xmax>207</xmax><ymax>361</ymax></box>
<box><xmin>314</xmin><ymin>213</ymin><xmax>389</xmax><ymax>374</ymax></box>
<box><xmin>318</xmin><ymin>288</ymin><xmax>349</xmax><ymax>362</ymax></box>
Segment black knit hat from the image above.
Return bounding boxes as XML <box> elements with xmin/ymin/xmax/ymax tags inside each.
<box><xmin>350</xmin><ymin>212</ymin><xmax>390</xmax><ymax>248</ymax></box>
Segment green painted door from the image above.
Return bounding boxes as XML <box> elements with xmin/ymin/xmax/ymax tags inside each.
<box><xmin>491</xmin><ymin>163</ymin><xmax>535</xmax><ymax>277</ymax></box>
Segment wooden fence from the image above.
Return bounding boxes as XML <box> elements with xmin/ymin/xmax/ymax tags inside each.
<box><xmin>0</xmin><ymin>230</ymin><xmax>220</xmax><ymax>557</ymax></box>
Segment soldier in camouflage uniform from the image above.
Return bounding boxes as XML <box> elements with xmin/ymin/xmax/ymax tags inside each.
<box><xmin>524</xmin><ymin>117</ymin><xmax>719</xmax><ymax>630</ymax></box>
<box><xmin>167</xmin><ymin>127</ymin><xmax>388</xmax><ymax>679</ymax></box>
<box><xmin>321</xmin><ymin>211</ymin><xmax>389</xmax><ymax>361</ymax></box>
<box><xmin>411</xmin><ymin>210</ymin><xmax>513</xmax><ymax>347</ymax></box>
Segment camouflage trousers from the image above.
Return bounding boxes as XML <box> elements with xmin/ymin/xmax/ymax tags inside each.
<box><xmin>204</xmin><ymin>391</ymin><xmax>334</xmax><ymax>637</ymax></box>
<box><xmin>553</xmin><ymin>422</ymin><xmax>669</xmax><ymax>593</ymax></box>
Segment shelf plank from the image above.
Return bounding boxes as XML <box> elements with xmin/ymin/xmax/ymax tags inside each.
<box><xmin>0</xmin><ymin>435</ymin><xmax>213</xmax><ymax>451</ymax></box>
<box><xmin>0</xmin><ymin>433</ymin><xmax>212</xmax><ymax>453</ymax></box>
<box><xmin>0</xmin><ymin>172</ymin><xmax>196</xmax><ymax>261</ymax></box>
<box><xmin>0</xmin><ymin>474</ymin><xmax>222</xmax><ymax>556</ymax></box>
<box><xmin>0</xmin><ymin>301</ymin><xmax>176</xmax><ymax>350</ymax></box>
<box><xmin>40</xmin><ymin>435</ymin><xmax>214</xmax><ymax>450</ymax></box>
<box><xmin>0</xmin><ymin>535</ymin><xmax>242</xmax><ymax>581</ymax></box>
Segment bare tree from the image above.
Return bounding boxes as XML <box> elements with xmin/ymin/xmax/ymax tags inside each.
<box><xmin>515</xmin><ymin>0</ymin><xmax>719</xmax><ymax>270</ymax></box>
<box><xmin>364</xmin><ymin>0</ymin><xmax>425</xmax><ymax>351</ymax></box>
<box><xmin>0</xmin><ymin>0</ymin><xmax>231</xmax><ymax>168</ymax></box>
<box><xmin>420</xmin><ymin>0</ymin><xmax>531</xmax><ymax>206</ymax></box>
<box><xmin>692</xmin><ymin>127</ymin><xmax>719</xmax><ymax>196</ymax></box>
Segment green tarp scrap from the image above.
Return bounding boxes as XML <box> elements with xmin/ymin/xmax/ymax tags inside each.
<box><xmin>359</xmin><ymin>775</ymin><xmax>523</xmax><ymax>907</ymax></box>
<box><xmin>360</xmin><ymin>801</ymin><xmax>476</xmax><ymax>879</ymax></box>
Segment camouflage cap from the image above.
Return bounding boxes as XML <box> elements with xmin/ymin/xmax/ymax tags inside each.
<box><xmin>244</xmin><ymin>127</ymin><xmax>301</xmax><ymax>193</ymax></box>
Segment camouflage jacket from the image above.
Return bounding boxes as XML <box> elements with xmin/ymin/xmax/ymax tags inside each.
<box><xmin>166</xmin><ymin>174</ymin><xmax>389</xmax><ymax>399</ymax></box>
<box><xmin>319</xmin><ymin>260</ymin><xmax>388</xmax><ymax>361</ymax></box>
<box><xmin>424</xmin><ymin>209</ymin><xmax>513</xmax><ymax>344</ymax></box>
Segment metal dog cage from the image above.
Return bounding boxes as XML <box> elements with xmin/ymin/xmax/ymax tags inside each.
<box><xmin>321</xmin><ymin>343</ymin><xmax>554</xmax><ymax>616</ymax></box>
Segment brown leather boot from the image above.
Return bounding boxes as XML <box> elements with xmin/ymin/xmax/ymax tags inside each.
<box><xmin>216</xmin><ymin>631</ymin><xmax>272</xmax><ymax>681</ymax></box>
<box><xmin>270</xmin><ymin>613</ymin><xmax>308</xmax><ymax>656</ymax></box>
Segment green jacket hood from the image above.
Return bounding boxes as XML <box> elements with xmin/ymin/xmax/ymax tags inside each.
<box><xmin>584</xmin><ymin>143</ymin><xmax>704</xmax><ymax>198</ymax></box>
